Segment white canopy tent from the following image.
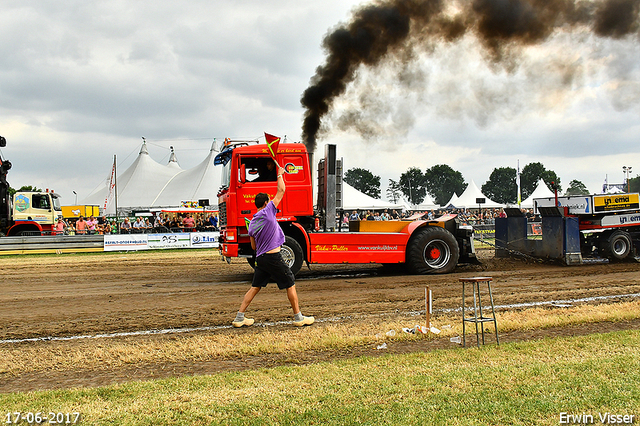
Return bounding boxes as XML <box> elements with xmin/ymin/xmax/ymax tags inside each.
<box><xmin>442</xmin><ymin>193</ymin><xmax>459</xmax><ymax>209</ymax></box>
<box><xmin>453</xmin><ymin>180</ymin><xmax>504</xmax><ymax>209</ymax></box>
<box><xmin>409</xmin><ymin>192</ymin><xmax>439</xmax><ymax>211</ymax></box>
<box><xmin>521</xmin><ymin>179</ymin><xmax>555</xmax><ymax>208</ymax></box>
<box><xmin>82</xmin><ymin>141</ymin><xmax>221</xmax><ymax>214</ymax></box>
<box><xmin>341</xmin><ymin>182</ymin><xmax>404</xmax><ymax>211</ymax></box>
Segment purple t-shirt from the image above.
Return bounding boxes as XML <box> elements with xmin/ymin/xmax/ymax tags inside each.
<box><xmin>248</xmin><ymin>201</ymin><xmax>285</xmax><ymax>257</ymax></box>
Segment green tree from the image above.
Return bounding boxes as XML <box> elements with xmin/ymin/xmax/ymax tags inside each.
<box><xmin>399</xmin><ymin>167</ymin><xmax>427</xmax><ymax>205</ymax></box>
<box><xmin>520</xmin><ymin>162</ymin><xmax>561</xmax><ymax>199</ymax></box>
<box><xmin>344</xmin><ymin>168</ymin><xmax>381</xmax><ymax>199</ymax></box>
<box><xmin>423</xmin><ymin>164</ymin><xmax>467</xmax><ymax>206</ymax></box>
<box><xmin>564</xmin><ymin>179</ymin><xmax>590</xmax><ymax>196</ymax></box>
<box><xmin>386</xmin><ymin>179</ymin><xmax>402</xmax><ymax>204</ymax></box>
<box><xmin>9</xmin><ymin>185</ymin><xmax>43</xmax><ymax>197</ymax></box>
<box><xmin>628</xmin><ymin>176</ymin><xmax>640</xmax><ymax>193</ymax></box>
<box><xmin>482</xmin><ymin>167</ymin><xmax>517</xmax><ymax>204</ymax></box>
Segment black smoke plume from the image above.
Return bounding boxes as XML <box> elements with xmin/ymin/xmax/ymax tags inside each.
<box><xmin>300</xmin><ymin>0</ymin><xmax>640</xmax><ymax>152</ymax></box>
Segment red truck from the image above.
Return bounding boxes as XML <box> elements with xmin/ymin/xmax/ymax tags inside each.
<box><xmin>215</xmin><ymin>139</ymin><xmax>477</xmax><ymax>275</ymax></box>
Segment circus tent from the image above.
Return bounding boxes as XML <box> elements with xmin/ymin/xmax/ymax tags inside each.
<box><xmin>82</xmin><ymin>141</ymin><xmax>221</xmax><ymax>214</ymax></box>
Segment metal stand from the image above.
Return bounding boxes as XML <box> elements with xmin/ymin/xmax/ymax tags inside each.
<box><xmin>460</xmin><ymin>277</ymin><xmax>499</xmax><ymax>348</ymax></box>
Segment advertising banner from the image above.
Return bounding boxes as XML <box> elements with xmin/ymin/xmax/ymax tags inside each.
<box><xmin>190</xmin><ymin>232</ymin><xmax>219</xmax><ymax>248</ymax></box>
<box><xmin>147</xmin><ymin>233</ymin><xmax>191</xmax><ymax>249</ymax></box>
<box><xmin>594</xmin><ymin>194</ymin><xmax>640</xmax><ymax>212</ymax></box>
<box><xmin>104</xmin><ymin>232</ymin><xmax>220</xmax><ymax>251</ymax></box>
<box><xmin>104</xmin><ymin>234</ymin><xmax>149</xmax><ymax>251</ymax></box>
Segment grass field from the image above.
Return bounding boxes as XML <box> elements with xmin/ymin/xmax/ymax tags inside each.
<box><xmin>2</xmin><ymin>327</ymin><xmax>639</xmax><ymax>425</ymax></box>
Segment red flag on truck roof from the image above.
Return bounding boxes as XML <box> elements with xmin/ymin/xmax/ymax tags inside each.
<box><xmin>264</xmin><ymin>133</ymin><xmax>281</xmax><ymax>161</ymax></box>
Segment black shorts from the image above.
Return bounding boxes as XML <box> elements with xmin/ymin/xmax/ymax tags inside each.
<box><xmin>252</xmin><ymin>252</ymin><xmax>295</xmax><ymax>290</ymax></box>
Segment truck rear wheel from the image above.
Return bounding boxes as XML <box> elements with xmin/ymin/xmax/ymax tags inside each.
<box><xmin>407</xmin><ymin>226</ymin><xmax>459</xmax><ymax>274</ymax></box>
<box><xmin>246</xmin><ymin>236</ymin><xmax>304</xmax><ymax>276</ymax></box>
<box><xmin>601</xmin><ymin>231</ymin><xmax>633</xmax><ymax>261</ymax></box>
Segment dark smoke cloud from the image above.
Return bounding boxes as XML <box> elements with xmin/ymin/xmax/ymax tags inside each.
<box><xmin>301</xmin><ymin>0</ymin><xmax>640</xmax><ymax>152</ymax></box>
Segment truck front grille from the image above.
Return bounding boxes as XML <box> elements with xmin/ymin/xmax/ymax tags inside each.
<box><xmin>219</xmin><ymin>202</ymin><xmax>227</xmax><ymax>227</ymax></box>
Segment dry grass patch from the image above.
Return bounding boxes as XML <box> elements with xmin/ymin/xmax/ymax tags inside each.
<box><xmin>2</xmin><ymin>329</ymin><xmax>639</xmax><ymax>425</ymax></box>
<box><xmin>1</xmin><ymin>300</ymin><xmax>638</xmax><ymax>377</ymax></box>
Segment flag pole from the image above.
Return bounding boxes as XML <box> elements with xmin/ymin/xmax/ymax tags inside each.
<box><xmin>114</xmin><ymin>155</ymin><xmax>118</xmax><ymax>228</ymax></box>
<box><xmin>517</xmin><ymin>159</ymin><xmax>521</xmax><ymax>208</ymax></box>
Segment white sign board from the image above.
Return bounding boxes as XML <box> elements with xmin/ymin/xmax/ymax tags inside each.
<box><xmin>534</xmin><ymin>196</ymin><xmax>592</xmax><ymax>215</ymax></box>
<box><xmin>147</xmin><ymin>233</ymin><xmax>191</xmax><ymax>249</ymax></box>
<box><xmin>104</xmin><ymin>234</ymin><xmax>149</xmax><ymax>251</ymax></box>
<box><xmin>190</xmin><ymin>232</ymin><xmax>219</xmax><ymax>248</ymax></box>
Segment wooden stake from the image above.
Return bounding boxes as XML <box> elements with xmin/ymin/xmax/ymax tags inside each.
<box><xmin>425</xmin><ymin>287</ymin><xmax>430</xmax><ymax>329</ymax></box>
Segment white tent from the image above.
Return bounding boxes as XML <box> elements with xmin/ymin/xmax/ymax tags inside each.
<box><xmin>454</xmin><ymin>180</ymin><xmax>504</xmax><ymax>209</ymax></box>
<box><xmin>521</xmin><ymin>179</ymin><xmax>555</xmax><ymax>208</ymax></box>
<box><xmin>82</xmin><ymin>141</ymin><xmax>221</xmax><ymax>213</ymax></box>
<box><xmin>442</xmin><ymin>193</ymin><xmax>459</xmax><ymax>209</ymax></box>
<box><xmin>410</xmin><ymin>192</ymin><xmax>439</xmax><ymax>210</ymax></box>
<box><xmin>342</xmin><ymin>182</ymin><xmax>403</xmax><ymax>211</ymax></box>
<box><xmin>151</xmin><ymin>143</ymin><xmax>220</xmax><ymax>207</ymax></box>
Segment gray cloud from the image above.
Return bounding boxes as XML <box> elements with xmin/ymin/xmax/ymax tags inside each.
<box><xmin>0</xmin><ymin>0</ymin><xmax>638</xmax><ymax>202</ymax></box>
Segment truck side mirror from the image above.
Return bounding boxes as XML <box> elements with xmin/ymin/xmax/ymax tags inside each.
<box><xmin>239</xmin><ymin>164</ymin><xmax>246</xmax><ymax>184</ymax></box>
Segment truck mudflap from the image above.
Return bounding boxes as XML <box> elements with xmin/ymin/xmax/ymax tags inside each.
<box><xmin>220</xmin><ymin>242</ymin><xmax>239</xmax><ymax>258</ymax></box>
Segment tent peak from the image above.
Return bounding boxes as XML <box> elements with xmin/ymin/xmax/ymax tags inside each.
<box><xmin>168</xmin><ymin>146</ymin><xmax>179</xmax><ymax>164</ymax></box>
<box><xmin>139</xmin><ymin>141</ymin><xmax>149</xmax><ymax>155</ymax></box>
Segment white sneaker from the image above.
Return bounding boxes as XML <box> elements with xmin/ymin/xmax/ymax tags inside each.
<box><xmin>293</xmin><ymin>316</ymin><xmax>314</xmax><ymax>327</ymax></box>
<box><xmin>232</xmin><ymin>317</ymin><xmax>255</xmax><ymax>328</ymax></box>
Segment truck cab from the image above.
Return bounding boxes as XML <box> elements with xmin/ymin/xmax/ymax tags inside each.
<box><xmin>217</xmin><ymin>141</ymin><xmax>313</xmax><ymax>261</ymax></box>
<box><xmin>8</xmin><ymin>191</ymin><xmax>62</xmax><ymax>235</ymax></box>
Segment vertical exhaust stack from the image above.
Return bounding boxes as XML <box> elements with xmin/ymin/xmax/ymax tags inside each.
<box><xmin>0</xmin><ymin>136</ymin><xmax>11</xmax><ymax>231</ymax></box>
<box><xmin>316</xmin><ymin>144</ymin><xmax>342</xmax><ymax>231</ymax></box>
<box><xmin>325</xmin><ymin>144</ymin><xmax>337</xmax><ymax>232</ymax></box>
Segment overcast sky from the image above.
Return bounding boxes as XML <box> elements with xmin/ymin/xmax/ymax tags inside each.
<box><xmin>1</xmin><ymin>0</ymin><xmax>639</xmax><ymax>206</ymax></box>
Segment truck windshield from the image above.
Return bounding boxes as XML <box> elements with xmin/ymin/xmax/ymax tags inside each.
<box><xmin>221</xmin><ymin>161</ymin><xmax>231</xmax><ymax>190</ymax></box>
<box><xmin>52</xmin><ymin>195</ymin><xmax>62</xmax><ymax>211</ymax></box>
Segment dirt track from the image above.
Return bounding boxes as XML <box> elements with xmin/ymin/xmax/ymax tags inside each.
<box><xmin>1</xmin><ymin>248</ymin><xmax>639</xmax><ymax>392</ymax></box>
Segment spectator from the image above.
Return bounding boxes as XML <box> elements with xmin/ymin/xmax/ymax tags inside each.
<box><xmin>208</xmin><ymin>213</ymin><xmax>218</xmax><ymax>230</ymax></box>
<box><xmin>120</xmin><ymin>217</ymin><xmax>132</xmax><ymax>234</ymax></box>
<box><xmin>182</xmin><ymin>213</ymin><xmax>196</xmax><ymax>231</ymax></box>
<box><xmin>54</xmin><ymin>218</ymin><xmax>65</xmax><ymax>235</ymax></box>
<box><xmin>75</xmin><ymin>216</ymin><xmax>87</xmax><ymax>234</ymax></box>
<box><xmin>168</xmin><ymin>216</ymin><xmax>180</xmax><ymax>231</ymax></box>
<box><xmin>154</xmin><ymin>213</ymin><xmax>165</xmax><ymax>228</ymax></box>
<box><xmin>132</xmin><ymin>217</ymin><xmax>145</xmax><ymax>233</ymax></box>
<box><xmin>98</xmin><ymin>215</ymin><xmax>107</xmax><ymax>228</ymax></box>
<box><xmin>349</xmin><ymin>210</ymin><xmax>360</xmax><ymax>221</ymax></box>
<box><xmin>86</xmin><ymin>215</ymin><xmax>98</xmax><ymax>234</ymax></box>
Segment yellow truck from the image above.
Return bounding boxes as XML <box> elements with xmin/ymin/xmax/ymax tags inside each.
<box><xmin>61</xmin><ymin>205</ymin><xmax>100</xmax><ymax>219</ymax></box>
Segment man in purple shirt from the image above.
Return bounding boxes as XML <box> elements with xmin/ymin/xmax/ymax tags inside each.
<box><xmin>232</xmin><ymin>165</ymin><xmax>314</xmax><ymax>328</ymax></box>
